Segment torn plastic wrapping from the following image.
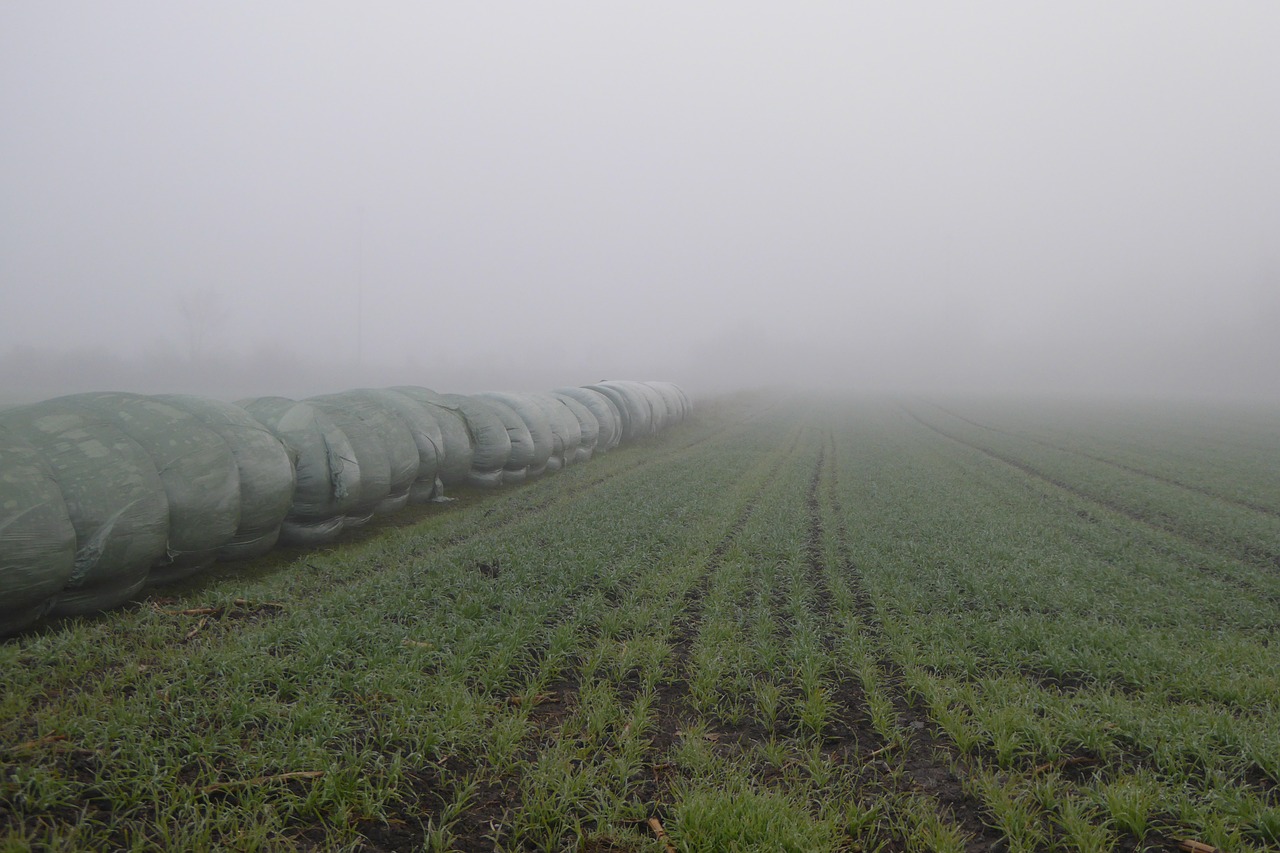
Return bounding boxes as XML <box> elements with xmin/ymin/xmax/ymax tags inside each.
<box><xmin>310</xmin><ymin>391</ymin><xmax>420</xmax><ymax>516</ymax></box>
<box><xmin>441</xmin><ymin>394</ymin><xmax>515</xmax><ymax>487</ymax></box>
<box><xmin>238</xmin><ymin>397</ymin><xmax>361</xmax><ymax>545</ymax></box>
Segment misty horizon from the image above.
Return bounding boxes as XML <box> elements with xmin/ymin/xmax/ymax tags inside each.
<box><xmin>3</xmin><ymin>3</ymin><xmax>1279</xmax><ymax>404</ymax></box>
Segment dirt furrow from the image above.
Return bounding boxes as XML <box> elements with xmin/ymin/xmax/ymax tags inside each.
<box><xmin>821</xmin><ymin>435</ymin><xmax>1004</xmax><ymax>851</ymax></box>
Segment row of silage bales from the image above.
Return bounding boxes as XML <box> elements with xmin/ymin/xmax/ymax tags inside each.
<box><xmin>648</xmin><ymin>381</ymin><xmax>692</xmax><ymax>426</ymax></box>
<box><xmin>237</xmin><ymin>397</ymin><xmax>358</xmax><ymax>546</ymax></box>
<box><xmin>235</xmin><ymin>381</ymin><xmax>687</xmax><ymax>546</ymax></box>
<box><xmin>0</xmin><ymin>380</ymin><xmax>688</xmax><ymax>635</ymax></box>
<box><xmin>62</xmin><ymin>393</ymin><xmax>242</xmax><ymax>584</ymax></box>
<box><xmin>0</xmin><ymin>399</ymin><xmax>166</xmax><ymax>620</ymax></box>
<box><xmin>534</xmin><ymin>392</ymin><xmax>584</xmax><ymax>470</ymax></box>
<box><xmin>354</xmin><ymin>389</ymin><xmax>446</xmax><ymax>503</ymax></box>
<box><xmin>585</xmin><ymin>380</ymin><xmax>670</xmax><ymax>441</ymax></box>
<box><xmin>238</xmin><ymin>388</ymin><xmax>450</xmax><ymax>544</ymax></box>
<box><xmin>310</xmin><ymin>392</ymin><xmax>421</xmax><ymax>519</ymax></box>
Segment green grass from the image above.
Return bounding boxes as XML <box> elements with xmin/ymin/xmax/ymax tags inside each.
<box><xmin>3</xmin><ymin>393</ymin><xmax>1279</xmax><ymax>850</ymax></box>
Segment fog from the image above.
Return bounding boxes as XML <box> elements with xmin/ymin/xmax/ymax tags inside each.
<box><xmin>3</xmin><ymin>3</ymin><xmax>1278</xmax><ymax>403</ymax></box>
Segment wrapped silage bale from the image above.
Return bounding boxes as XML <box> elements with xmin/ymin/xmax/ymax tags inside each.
<box><xmin>529</xmin><ymin>397</ymin><xmax>567</xmax><ymax>473</ymax></box>
<box><xmin>309</xmin><ymin>392</ymin><xmax>419</xmax><ymax>517</ymax></box>
<box><xmin>239</xmin><ymin>397</ymin><xmax>361</xmax><ymax>546</ymax></box>
<box><xmin>555</xmin><ymin>387</ymin><xmax>622</xmax><ymax>451</ymax></box>
<box><xmin>62</xmin><ymin>393</ymin><xmax>240</xmax><ymax>584</ymax></box>
<box><xmin>156</xmin><ymin>394</ymin><xmax>295</xmax><ymax>560</ymax></box>
<box><xmin>598</xmin><ymin>393</ymin><xmax>625</xmax><ymax>448</ymax></box>
<box><xmin>347</xmin><ymin>389</ymin><xmax>445</xmax><ymax>502</ymax></box>
<box><xmin>296</xmin><ymin>398</ymin><xmax>388</xmax><ymax>526</ymax></box>
<box><xmin>672</xmin><ymin>382</ymin><xmax>693</xmax><ymax>419</ymax></box>
<box><xmin>389</xmin><ymin>387</ymin><xmax>475</xmax><ymax>487</ymax></box>
<box><xmin>531</xmin><ymin>393</ymin><xmax>583</xmax><ymax>470</ymax></box>
<box><xmin>586</xmin><ymin>382</ymin><xmax>652</xmax><ymax>442</ymax></box>
<box><xmin>627</xmin><ymin>380</ymin><xmax>669</xmax><ymax>432</ymax></box>
<box><xmin>549</xmin><ymin>393</ymin><xmax>600</xmax><ymax>463</ymax></box>
<box><xmin>650</xmin><ymin>381</ymin><xmax>691</xmax><ymax>422</ymax></box>
<box><xmin>583</xmin><ymin>383</ymin><xmax>635</xmax><ymax>442</ymax></box>
<box><xmin>438</xmin><ymin>395</ymin><xmax>509</xmax><ymax>488</ymax></box>
<box><xmin>632</xmin><ymin>382</ymin><xmax>672</xmax><ymax>432</ymax></box>
<box><xmin>477</xmin><ymin>392</ymin><xmax>553</xmax><ymax>479</ymax></box>
<box><xmin>0</xmin><ymin>401</ymin><xmax>168</xmax><ymax>616</ymax></box>
<box><xmin>0</xmin><ymin>426</ymin><xmax>77</xmax><ymax>635</ymax></box>
<box><xmin>447</xmin><ymin>394</ymin><xmax>528</xmax><ymax>485</ymax></box>
<box><xmin>644</xmin><ymin>381</ymin><xmax>686</xmax><ymax>427</ymax></box>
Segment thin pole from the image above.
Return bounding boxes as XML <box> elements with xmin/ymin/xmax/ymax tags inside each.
<box><xmin>357</xmin><ymin>205</ymin><xmax>365</xmax><ymax>368</ymax></box>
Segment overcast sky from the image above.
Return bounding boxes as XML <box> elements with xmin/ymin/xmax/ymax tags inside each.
<box><xmin>2</xmin><ymin>3</ymin><xmax>1278</xmax><ymax>400</ymax></box>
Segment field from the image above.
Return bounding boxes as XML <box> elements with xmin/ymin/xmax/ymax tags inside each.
<box><xmin>2</xmin><ymin>393</ymin><xmax>1278</xmax><ymax>852</ymax></box>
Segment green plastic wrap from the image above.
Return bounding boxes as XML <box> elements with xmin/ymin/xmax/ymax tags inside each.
<box><xmin>157</xmin><ymin>395</ymin><xmax>295</xmax><ymax>560</ymax></box>
<box><xmin>0</xmin><ymin>401</ymin><xmax>168</xmax><ymax>615</ymax></box>
<box><xmin>476</xmin><ymin>392</ymin><xmax>552</xmax><ymax>480</ymax></box>
<box><xmin>239</xmin><ymin>397</ymin><xmax>360</xmax><ymax>546</ymax></box>
<box><xmin>64</xmin><ymin>393</ymin><xmax>240</xmax><ymax>584</ymax></box>
<box><xmin>0</xmin><ymin>426</ymin><xmax>76</xmax><ymax>635</ymax></box>
<box><xmin>388</xmin><ymin>387</ymin><xmax>476</xmax><ymax>487</ymax></box>
<box><xmin>554</xmin><ymin>387</ymin><xmax>622</xmax><ymax>451</ymax></box>
<box><xmin>440</xmin><ymin>395</ymin><xmax>513</xmax><ymax>488</ymax></box>
<box><xmin>549</xmin><ymin>393</ymin><xmax>598</xmax><ymax>463</ymax></box>
<box><xmin>310</xmin><ymin>391</ymin><xmax>419</xmax><ymax>516</ymax></box>
<box><xmin>351</xmin><ymin>389</ymin><xmax>445</xmax><ymax>502</ymax></box>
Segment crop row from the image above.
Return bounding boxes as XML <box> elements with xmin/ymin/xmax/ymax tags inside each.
<box><xmin>902</xmin><ymin>404</ymin><xmax>1280</xmax><ymax>606</ymax></box>
<box><xmin>926</xmin><ymin>399</ymin><xmax>1280</xmax><ymax>515</ymax></box>
<box><xmin>830</xmin><ymin>403</ymin><xmax>1280</xmax><ymax>849</ymax></box>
